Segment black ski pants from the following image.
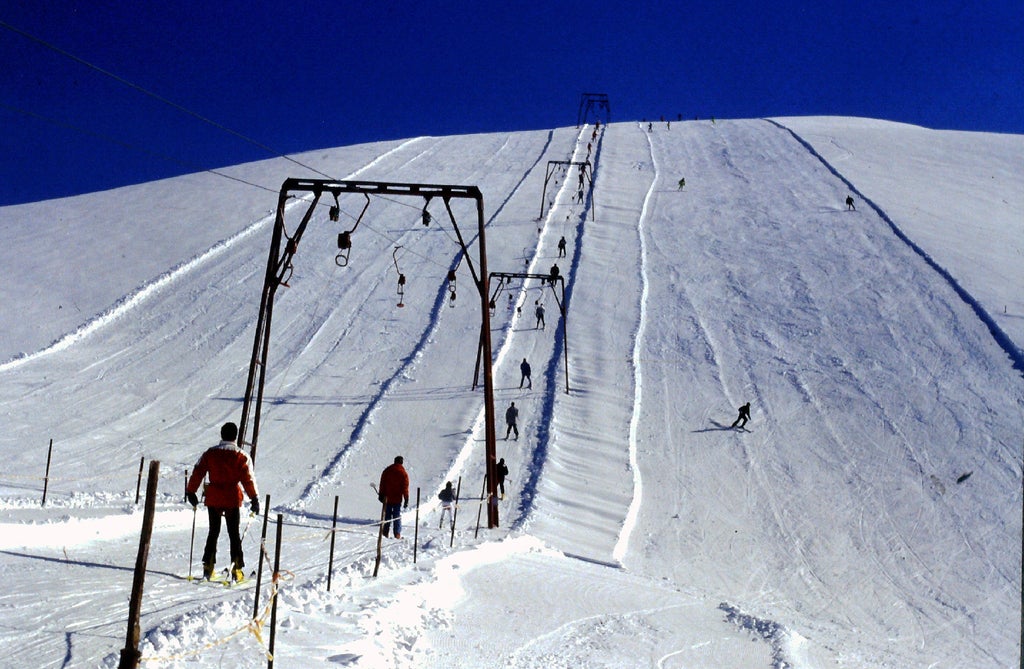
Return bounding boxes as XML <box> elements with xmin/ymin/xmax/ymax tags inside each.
<box><xmin>203</xmin><ymin>506</ymin><xmax>244</xmax><ymax>568</ymax></box>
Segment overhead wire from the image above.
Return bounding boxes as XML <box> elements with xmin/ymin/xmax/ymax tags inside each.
<box><xmin>0</xmin><ymin>101</ymin><xmax>280</xmax><ymax>196</ymax></box>
<box><xmin>2</xmin><ymin>19</ymin><xmax>469</xmax><ymax>279</ymax></box>
<box><xmin>0</xmin><ymin>19</ymin><xmax>337</xmax><ymax>182</ymax></box>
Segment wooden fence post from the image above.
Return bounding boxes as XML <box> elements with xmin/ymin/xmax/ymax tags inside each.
<box><xmin>252</xmin><ymin>494</ymin><xmax>271</xmax><ymax>621</ymax></box>
<box><xmin>413</xmin><ymin>488</ymin><xmax>420</xmax><ymax>564</ymax></box>
<box><xmin>474</xmin><ymin>475</ymin><xmax>487</xmax><ymax>539</ymax></box>
<box><xmin>373</xmin><ymin>502</ymin><xmax>385</xmax><ymax>577</ymax></box>
<box><xmin>118</xmin><ymin>460</ymin><xmax>160</xmax><ymax>669</ymax></box>
<box><xmin>42</xmin><ymin>439</ymin><xmax>53</xmax><ymax>507</ymax></box>
<box><xmin>134</xmin><ymin>456</ymin><xmax>145</xmax><ymax>505</ymax></box>
<box><xmin>327</xmin><ymin>495</ymin><xmax>339</xmax><ymax>591</ymax></box>
<box><xmin>267</xmin><ymin>513</ymin><xmax>283</xmax><ymax>669</ymax></box>
<box><xmin>449</xmin><ymin>477</ymin><xmax>462</xmax><ymax>548</ymax></box>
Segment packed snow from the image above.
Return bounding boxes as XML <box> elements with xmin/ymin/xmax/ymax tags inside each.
<box><xmin>0</xmin><ymin>117</ymin><xmax>1020</xmax><ymax>668</ymax></box>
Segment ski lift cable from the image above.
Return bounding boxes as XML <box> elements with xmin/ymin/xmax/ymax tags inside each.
<box><xmin>317</xmin><ymin>191</ymin><xmax>451</xmax><ymax>273</ymax></box>
<box><xmin>370</xmin><ymin>192</ymin><xmax>470</xmax><ymax>251</ymax></box>
<box><xmin>9</xmin><ymin>12</ymin><xmax>471</xmax><ymax>283</ymax></box>
<box><xmin>3</xmin><ymin>19</ymin><xmax>472</xmax><ymax>281</ymax></box>
<box><xmin>0</xmin><ymin>101</ymin><xmax>282</xmax><ymax>196</ymax></box>
<box><xmin>0</xmin><ymin>19</ymin><xmax>339</xmax><ymax>181</ymax></box>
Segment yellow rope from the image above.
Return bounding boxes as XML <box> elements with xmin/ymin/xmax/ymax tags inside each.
<box><xmin>142</xmin><ymin>568</ymin><xmax>293</xmax><ymax>664</ymax></box>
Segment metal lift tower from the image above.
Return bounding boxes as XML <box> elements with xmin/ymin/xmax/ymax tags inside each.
<box><xmin>238</xmin><ymin>178</ymin><xmax>502</xmax><ymax>528</ymax></box>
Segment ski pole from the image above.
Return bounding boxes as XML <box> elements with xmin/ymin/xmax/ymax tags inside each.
<box><xmin>187</xmin><ymin>505</ymin><xmax>197</xmax><ymax>581</ymax></box>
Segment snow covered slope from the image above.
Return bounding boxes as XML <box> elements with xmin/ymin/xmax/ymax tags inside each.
<box><xmin>0</xmin><ymin>118</ymin><xmax>1020</xmax><ymax>668</ymax></box>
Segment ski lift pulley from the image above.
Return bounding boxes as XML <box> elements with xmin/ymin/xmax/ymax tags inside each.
<box><xmin>335</xmin><ymin>232</ymin><xmax>352</xmax><ymax>267</ymax></box>
<box><xmin>422</xmin><ymin>196</ymin><xmax>432</xmax><ymax>226</ymax></box>
<box><xmin>335</xmin><ymin>193</ymin><xmax>371</xmax><ymax>268</ymax></box>
<box><xmin>394</xmin><ymin>247</ymin><xmax>406</xmax><ymax>307</ymax></box>
<box><xmin>329</xmin><ymin>191</ymin><xmax>340</xmax><ymax>222</ymax></box>
<box><xmin>446</xmin><ymin>268</ymin><xmax>458</xmax><ymax>307</ymax></box>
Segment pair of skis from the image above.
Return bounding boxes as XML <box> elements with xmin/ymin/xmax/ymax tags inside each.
<box><xmin>189</xmin><ymin>569</ymin><xmax>254</xmax><ymax>588</ymax></box>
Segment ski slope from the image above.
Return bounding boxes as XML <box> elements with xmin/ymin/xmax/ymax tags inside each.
<box><xmin>0</xmin><ymin>117</ymin><xmax>1020</xmax><ymax>668</ymax></box>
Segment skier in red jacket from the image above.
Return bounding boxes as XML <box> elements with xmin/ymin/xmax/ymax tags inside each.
<box><xmin>378</xmin><ymin>456</ymin><xmax>410</xmax><ymax>538</ymax></box>
<box><xmin>186</xmin><ymin>422</ymin><xmax>260</xmax><ymax>581</ymax></box>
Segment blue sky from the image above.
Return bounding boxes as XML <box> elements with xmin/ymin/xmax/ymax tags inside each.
<box><xmin>2</xmin><ymin>1</ymin><xmax>1021</xmax><ymax>206</ymax></box>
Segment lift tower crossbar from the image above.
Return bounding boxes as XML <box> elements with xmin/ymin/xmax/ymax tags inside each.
<box><xmin>577</xmin><ymin>92</ymin><xmax>611</xmax><ymax>127</ymax></box>
<box><xmin>539</xmin><ymin>160</ymin><xmax>594</xmax><ymax>221</ymax></box>
<box><xmin>477</xmin><ymin>272</ymin><xmax>570</xmax><ymax>394</ymax></box>
<box><xmin>238</xmin><ymin>178</ymin><xmax>502</xmax><ymax>528</ymax></box>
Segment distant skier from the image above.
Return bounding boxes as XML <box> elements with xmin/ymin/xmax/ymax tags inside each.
<box><xmin>186</xmin><ymin>422</ymin><xmax>260</xmax><ymax>582</ymax></box>
<box><xmin>535</xmin><ymin>302</ymin><xmax>546</xmax><ymax>330</ymax></box>
<box><xmin>845</xmin><ymin>195</ymin><xmax>856</xmax><ymax>210</ymax></box>
<box><xmin>519</xmin><ymin>358</ymin><xmax>532</xmax><ymax>389</ymax></box>
<box><xmin>378</xmin><ymin>456</ymin><xmax>410</xmax><ymax>539</ymax></box>
<box><xmin>677</xmin><ymin>177</ymin><xmax>686</xmax><ymax>189</ymax></box>
<box><xmin>557</xmin><ymin>235</ymin><xmax>567</xmax><ymax>258</ymax></box>
<box><xmin>438</xmin><ymin>481</ymin><xmax>455</xmax><ymax>529</ymax></box>
<box><xmin>730</xmin><ymin>402</ymin><xmax>751</xmax><ymax>429</ymax></box>
<box><xmin>548</xmin><ymin>263</ymin><xmax>560</xmax><ymax>285</ymax></box>
<box><xmin>496</xmin><ymin>458</ymin><xmax>509</xmax><ymax>499</ymax></box>
<box><xmin>505</xmin><ymin>401</ymin><xmax>520</xmax><ymax>440</ymax></box>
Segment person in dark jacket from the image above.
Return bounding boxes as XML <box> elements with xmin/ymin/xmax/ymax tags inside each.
<box><xmin>505</xmin><ymin>402</ymin><xmax>519</xmax><ymax>440</ymax></box>
<box><xmin>378</xmin><ymin>456</ymin><xmax>410</xmax><ymax>538</ymax></box>
<box><xmin>496</xmin><ymin>458</ymin><xmax>509</xmax><ymax>499</ymax></box>
<box><xmin>548</xmin><ymin>263</ymin><xmax>560</xmax><ymax>285</ymax></box>
<box><xmin>186</xmin><ymin>422</ymin><xmax>260</xmax><ymax>581</ymax></box>
<box><xmin>557</xmin><ymin>236</ymin><xmax>567</xmax><ymax>258</ymax></box>
<box><xmin>731</xmin><ymin>402</ymin><xmax>751</xmax><ymax>429</ymax></box>
<box><xmin>519</xmin><ymin>358</ymin><xmax>532</xmax><ymax>389</ymax></box>
<box><xmin>438</xmin><ymin>481</ymin><xmax>455</xmax><ymax>528</ymax></box>
<box><xmin>845</xmin><ymin>195</ymin><xmax>856</xmax><ymax>210</ymax></box>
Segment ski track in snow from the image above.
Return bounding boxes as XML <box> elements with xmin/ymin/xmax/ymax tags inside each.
<box><xmin>767</xmin><ymin>118</ymin><xmax>1024</xmax><ymax>375</ymax></box>
<box><xmin>611</xmin><ymin>124</ymin><xmax>655</xmax><ymax>562</ymax></box>
<box><xmin>0</xmin><ymin>137</ymin><xmax>429</xmax><ymax>375</ymax></box>
<box><xmin>509</xmin><ymin>125</ymin><xmax>605</xmax><ymax>529</ymax></box>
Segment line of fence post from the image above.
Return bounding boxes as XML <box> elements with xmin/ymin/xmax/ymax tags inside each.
<box><xmin>42</xmin><ymin>438</ymin><xmax>53</xmax><ymax>507</ymax></box>
<box><xmin>373</xmin><ymin>502</ymin><xmax>385</xmax><ymax>577</ymax></box>
<box><xmin>267</xmin><ymin>513</ymin><xmax>283</xmax><ymax>669</ymax></box>
<box><xmin>134</xmin><ymin>456</ymin><xmax>145</xmax><ymax>505</ymax></box>
<box><xmin>413</xmin><ymin>488</ymin><xmax>420</xmax><ymax>564</ymax></box>
<box><xmin>252</xmin><ymin>494</ymin><xmax>271</xmax><ymax>621</ymax></box>
<box><xmin>474</xmin><ymin>475</ymin><xmax>487</xmax><ymax>539</ymax></box>
<box><xmin>449</xmin><ymin>477</ymin><xmax>462</xmax><ymax>547</ymax></box>
<box><xmin>327</xmin><ymin>495</ymin><xmax>339</xmax><ymax>591</ymax></box>
<box><xmin>117</xmin><ymin>460</ymin><xmax>160</xmax><ymax>669</ymax></box>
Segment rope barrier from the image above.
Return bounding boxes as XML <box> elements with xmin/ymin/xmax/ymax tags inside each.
<box><xmin>0</xmin><ymin>471</ymin><xmax>135</xmax><ymax>483</ymax></box>
<box><xmin>141</xmin><ymin>578</ymin><xmax>277</xmax><ymax>664</ymax></box>
<box><xmin>143</xmin><ymin>558</ymin><xmax>296</xmax><ymax>664</ymax></box>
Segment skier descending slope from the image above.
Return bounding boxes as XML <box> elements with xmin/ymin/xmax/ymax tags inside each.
<box><xmin>730</xmin><ymin>402</ymin><xmax>751</xmax><ymax>429</ymax></box>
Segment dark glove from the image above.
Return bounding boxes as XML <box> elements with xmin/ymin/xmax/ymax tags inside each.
<box><xmin>186</xmin><ymin>491</ymin><xmax>199</xmax><ymax>508</ymax></box>
<box><xmin>378</xmin><ymin>493</ymin><xmax>386</xmax><ymax>504</ymax></box>
<box><xmin>250</xmin><ymin>497</ymin><xmax>260</xmax><ymax>515</ymax></box>
<box><xmin>403</xmin><ymin>499</ymin><xmax>409</xmax><ymax>509</ymax></box>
